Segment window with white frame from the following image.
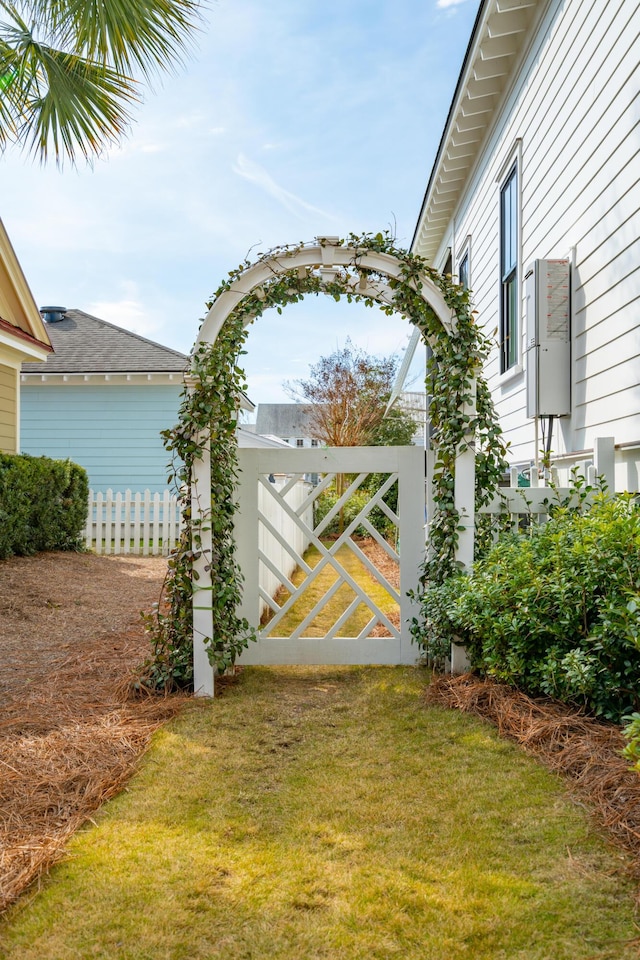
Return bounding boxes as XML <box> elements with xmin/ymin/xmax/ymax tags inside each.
<box><xmin>500</xmin><ymin>163</ymin><xmax>519</xmax><ymax>372</ymax></box>
<box><xmin>296</xmin><ymin>438</ymin><xmax>304</xmax><ymax>447</ymax></box>
<box><xmin>458</xmin><ymin>244</ymin><xmax>470</xmax><ymax>291</ymax></box>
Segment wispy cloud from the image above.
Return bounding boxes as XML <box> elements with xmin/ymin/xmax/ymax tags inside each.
<box><xmin>233</xmin><ymin>153</ymin><xmax>339</xmax><ymax>222</ymax></box>
<box><xmin>437</xmin><ymin>0</ymin><xmax>469</xmax><ymax>8</ymax></box>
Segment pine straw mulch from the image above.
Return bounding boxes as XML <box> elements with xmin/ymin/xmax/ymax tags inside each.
<box><xmin>0</xmin><ymin>551</ymin><xmax>189</xmax><ymax>914</ymax></box>
<box><xmin>427</xmin><ymin>673</ymin><xmax>640</xmax><ymax>878</ymax></box>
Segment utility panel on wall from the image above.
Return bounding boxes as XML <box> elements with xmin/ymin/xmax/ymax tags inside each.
<box><xmin>525</xmin><ymin>258</ymin><xmax>571</xmax><ymax>418</ymax></box>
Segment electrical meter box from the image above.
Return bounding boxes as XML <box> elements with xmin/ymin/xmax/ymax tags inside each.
<box><xmin>525</xmin><ymin>258</ymin><xmax>571</xmax><ymax>418</ymax></box>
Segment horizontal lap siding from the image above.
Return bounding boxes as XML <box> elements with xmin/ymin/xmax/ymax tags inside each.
<box><xmin>448</xmin><ymin>0</ymin><xmax>639</xmax><ymax>462</ymax></box>
<box><xmin>0</xmin><ymin>363</ymin><xmax>17</xmax><ymax>453</ymax></box>
<box><xmin>20</xmin><ymin>383</ymin><xmax>182</xmax><ymax>493</ymax></box>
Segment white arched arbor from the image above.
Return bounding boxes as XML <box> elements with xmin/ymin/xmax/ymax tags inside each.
<box><xmin>190</xmin><ymin>237</ymin><xmax>477</xmax><ymax>694</ymax></box>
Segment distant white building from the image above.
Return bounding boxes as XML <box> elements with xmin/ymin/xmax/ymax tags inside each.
<box><xmin>412</xmin><ymin>0</ymin><xmax>640</xmax><ymax>490</ymax></box>
<box><xmin>253</xmin><ymin>403</ymin><xmax>321</xmax><ymax>449</ymax></box>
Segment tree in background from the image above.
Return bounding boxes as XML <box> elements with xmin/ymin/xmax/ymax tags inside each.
<box><xmin>0</xmin><ymin>0</ymin><xmax>201</xmax><ymax>164</ymax></box>
<box><xmin>288</xmin><ymin>340</ymin><xmax>419</xmax><ymax>538</ymax></box>
<box><xmin>286</xmin><ymin>339</ymin><xmax>417</xmax><ymax>448</ymax></box>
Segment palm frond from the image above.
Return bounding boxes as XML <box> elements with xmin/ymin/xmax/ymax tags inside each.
<box><xmin>0</xmin><ymin>0</ymin><xmax>203</xmax><ymax>163</ymax></box>
<box><xmin>0</xmin><ymin>10</ymin><xmax>138</xmax><ymax>164</ymax></box>
<box><xmin>24</xmin><ymin>46</ymin><xmax>139</xmax><ymax>163</ymax></box>
<box><xmin>20</xmin><ymin>0</ymin><xmax>203</xmax><ymax>78</ymax></box>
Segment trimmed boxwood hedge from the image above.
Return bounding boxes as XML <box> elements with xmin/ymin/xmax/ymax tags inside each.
<box><xmin>0</xmin><ymin>453</ymin><xmax>88</xmax><ymax>559</ymax></box>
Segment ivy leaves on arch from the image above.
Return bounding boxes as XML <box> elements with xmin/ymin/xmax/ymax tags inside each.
<box><xmin>149</xmin><ymin>233</ymin><xmax>507</xmax><ymax>691</ymax></box>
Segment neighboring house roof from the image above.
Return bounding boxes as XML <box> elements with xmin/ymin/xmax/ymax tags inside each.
<box><xmin>412</xmin><ymin>0</ymin><xmax>543</xmax><ymax>264</ymax></box>
<box><xmin>21</xmin><ymin>308</ymin><xmax>187</xmax><ymax>375</ymax></box>
<box><xmin>21</xmin><ymin>308</ymin><xmax>255</xmax><ymax>411</ymax></box>
<box><xmin>0</xmin><ymin>218</ymin><xmax>52</xmax><ymax>362</ymax></box>
<box><xmin>254</xmin><ymin>403</ymin><xmax>319</xmax><ymax>439</ymax></box>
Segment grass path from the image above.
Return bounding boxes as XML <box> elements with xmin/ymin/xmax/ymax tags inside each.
<box><xmin>1</xmin><ymin>667</ymin><xmax>637</xmax><ymax>959</ymax></box>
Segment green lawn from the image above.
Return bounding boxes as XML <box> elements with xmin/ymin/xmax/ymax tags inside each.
<box><xmin>0</xmin><ymin>667</ymin><xmax>637</xmax><ymax>959</ymax></box>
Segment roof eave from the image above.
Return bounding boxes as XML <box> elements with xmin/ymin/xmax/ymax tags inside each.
<box><xmin>0</xmin><ymin>219</ymin><xmax>52</xmax><ymax>348</ymax></box>
<box><xmin>0</xmin><ymin>318</ymin><xmax>53</xmax><ymax>362</ymax></box>
<box><xmin>411</xmin><ymin>0</ymin><xmax>543</xmax><ymax>265</ymax></box>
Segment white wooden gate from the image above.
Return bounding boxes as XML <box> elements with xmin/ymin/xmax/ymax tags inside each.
<box><xmin>234</xmin><ymin>446</ymin><xmax>425</xmax><ymax>666</ymax></box>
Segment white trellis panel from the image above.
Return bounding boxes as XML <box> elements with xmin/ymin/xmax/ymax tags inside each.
<box><xmin>233</xmin><ymin>446</ymin><xmax>425</xmax><ymax>667</ymax></box>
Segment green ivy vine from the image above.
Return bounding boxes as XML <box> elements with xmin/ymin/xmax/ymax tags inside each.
<box><xmin>143</xmin><ymin>232</ymin><xmax>508</xmax><ymax>690</ymax></box>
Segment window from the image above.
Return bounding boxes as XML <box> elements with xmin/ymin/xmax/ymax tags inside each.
<box><xmin>500</xmin><ymin>164</ymin><xmax>519</xmax><ymax>372</ymax></box>
<box><xmin>311</xmin><ymin>439</ymin><xmax>319</xmax><ymax>447</ymax></box>
<box><xmin>458</xmin><ymin>250</ymin><xmax>469</xmax><ymax>291</ymax></box>
<box><xmin>296</xmin><ymin>438</ymin><xmax>304</xmax><ymax>447</ymax></box>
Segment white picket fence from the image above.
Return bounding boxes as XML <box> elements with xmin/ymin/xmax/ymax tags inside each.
<box><xmin>83</xmin><ymin>481</ymin><xmax>312</xmax><ymax>572</ymax></box>
<box><xmin>85</xmin><ymin>439</ymin><xmax>618</xmax><ymax>562</ymax></box>
<box><xmin>84</xmin><ymin>489</ymin><xmax>182</xmax><ymax>556</ymax></box>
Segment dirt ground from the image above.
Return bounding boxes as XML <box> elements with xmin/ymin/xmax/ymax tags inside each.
<box><xmin>0</xmin><ymin>551</ymin><xmax>181</xmax><ymax>912</ymax></box>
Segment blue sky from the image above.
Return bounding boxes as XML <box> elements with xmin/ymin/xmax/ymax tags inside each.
<box><xmin>1</xmin><ymin>0</ymin><xmax>478</xmax><ymax>404</ymax></box>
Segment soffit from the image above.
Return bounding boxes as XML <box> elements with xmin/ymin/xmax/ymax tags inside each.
<box><xmin>412</xmin><ymin>0</ymin><xmax>543</xmax><ymax>265</ymax></box>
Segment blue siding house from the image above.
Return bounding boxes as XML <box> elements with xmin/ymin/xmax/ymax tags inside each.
<box><xmin>21</xmin><ymin>309</ymin><xmax>188</xmax><ymax>494</ymax></box>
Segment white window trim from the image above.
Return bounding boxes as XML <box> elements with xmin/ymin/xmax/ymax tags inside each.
<box><xmin>497</xmin><ymin>139</ymin><xmax>523</xmax><ymax>378</ymax></box>
<box><xmin>498</xmin><ymin>362</ymin><xmax>524</xmax><ymax>387</ymax></box>
<box><xmin>456</xmin><ymin>235</ymin><xmax>472</xmax><ymax>290</ymax></box>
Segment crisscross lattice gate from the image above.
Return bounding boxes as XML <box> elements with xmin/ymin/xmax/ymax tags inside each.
<box><xmin>234</xmin><ymin>446</ymin><xmax>425</xmax><ymax>666</ymax></box>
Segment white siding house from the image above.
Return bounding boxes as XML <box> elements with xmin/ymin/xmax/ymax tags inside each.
<box><xmin>412</xmin><ymin>0</ymin><xmax>640</xmax><ymax>490</ymax></box>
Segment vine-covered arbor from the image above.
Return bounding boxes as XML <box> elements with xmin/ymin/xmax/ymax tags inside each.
<box><xmin>152</xmin><ymin>234</ymin><xmax>507</xmax><ymax>695</ymax></box>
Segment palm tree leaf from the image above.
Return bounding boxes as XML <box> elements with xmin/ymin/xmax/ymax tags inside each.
<box><xmin>0</xmin><ymin>0</ymin><xmax>203</xmax><ymax>163</ymax></box>
<box><xmin>0</xmin><ymin>11</ymin><xmax>139</xmax><ymax>164</ymax></box>
<box><xmin>19</xmin><ymin>0</ymin><xmax>203</xmax><ymax>78</ymax></box>
<box><xmin>27</xmin><ymin>48</ymin><xmax>139</xmax><ymax>163</ymax></box>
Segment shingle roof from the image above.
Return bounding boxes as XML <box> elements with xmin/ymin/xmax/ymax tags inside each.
<box><xmin>21</xmin><ymin>309</ymin><xmax>188</xmax><ymax>374</ymax></box>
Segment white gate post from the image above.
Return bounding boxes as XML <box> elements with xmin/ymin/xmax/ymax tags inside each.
<box><xmin>451</xmin><ymin>375</ymin><xmax>476</xmax><ymax>674</ymax></box>
<box><xmin>398</xmin><ymin>446</ymin><xmax>426</xmax><ymax>664</ymax></box>
<box><xmin>192</xmin><ymin>429</ymin><xmax>215</xmax><ymax>697</ymax></box>
<box><xmin>235</xmin><ymin>449</ymin><xmax>260</xmax><ymax>627</ymax></box>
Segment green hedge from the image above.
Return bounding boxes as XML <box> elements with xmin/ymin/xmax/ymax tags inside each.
<box><xmin>415</xmin><ymin>494</ymin><xmax>640</xmax><ymax>722</ymax></box>
<box><xmin>0</xmin><ymin>453</ymin><xmax>88</xmax><ymax>559</ymax></box>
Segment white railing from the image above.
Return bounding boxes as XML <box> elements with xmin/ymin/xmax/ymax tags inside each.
<box><xmin>84</xmin><ymin>489</ymin><xmax>182</xmax><ymax>556</ymax></box>
<box><xmin>478</xmin><ymin>437</ymin><xmax>617</xmax><ymax>530</ymax></box>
